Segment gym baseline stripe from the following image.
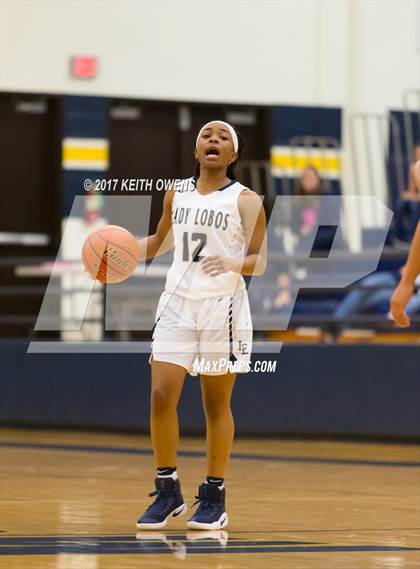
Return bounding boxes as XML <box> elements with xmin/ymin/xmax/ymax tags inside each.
<box><xmin>0</xmin><ymin>537</ymin><xmax>317</xmax><ymax>545</ymax></box>
<box><xmin>1</xmin><ymin>442</ymin><xmax>418</xmax><ymax>469</ymax></box>
<box><xmin>0</xmin><ymin>544</ymin><xmax>418</xmax><ymax>555</ymax></box>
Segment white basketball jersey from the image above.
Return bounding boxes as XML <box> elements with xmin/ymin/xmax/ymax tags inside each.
<box><xmin>164</xmin><ymin>177</ymin><xmax>248</xmax><ymax>300</ymax></box>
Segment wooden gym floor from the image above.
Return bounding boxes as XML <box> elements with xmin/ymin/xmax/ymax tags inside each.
<box><xmin>0</xmin><ymin>428</ymin><xmax>419</xmax><ymax>568</ymax></box>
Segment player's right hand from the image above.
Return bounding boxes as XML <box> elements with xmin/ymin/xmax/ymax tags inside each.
<box><xmin>390</xmin><ymin>281</ymin><xmax>414</xmax><ymax>328</ymax></box>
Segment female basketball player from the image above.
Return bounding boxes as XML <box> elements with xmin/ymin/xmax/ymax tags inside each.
<box><xmin>135</xmin><ymin>120</ymin><xmax>267</xmax><ymax>530</ymax></box>
<box><xmin>391</xmin><ymin>161</ymin><xmax>420</xmax><ymax>327</ymax></box>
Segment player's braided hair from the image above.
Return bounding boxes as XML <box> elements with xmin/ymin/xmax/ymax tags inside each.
<box><xmin>195</xmin><ymin>127</ymin><xmax>244</xmax><ymax>181</ymax></box>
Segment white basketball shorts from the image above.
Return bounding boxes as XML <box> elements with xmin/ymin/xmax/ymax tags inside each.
<box><xmin>149</xmin><ymin>289</ymin><xmax>253</xmax><ymax>376</ymax></box>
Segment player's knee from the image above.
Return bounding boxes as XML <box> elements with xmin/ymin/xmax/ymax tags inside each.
<box><xmin>204</xmin><ymin>397</ymin><xmax>230</xmax><ymax>419</ymax></box>
<box><xmin>151</xmin><ymin>387</ymin><xmax>175</xmax><ymax>413</ymax></box>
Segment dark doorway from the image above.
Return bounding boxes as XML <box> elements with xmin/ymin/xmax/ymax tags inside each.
<box><xmin>0</xmin><ymin>93</ymin><xmax>61</xmax><ymax>253</ymax></box>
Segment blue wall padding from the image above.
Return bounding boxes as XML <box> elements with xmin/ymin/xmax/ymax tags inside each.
<box><xmin>1</xmin><ymin>342</ymin><xmax>419</xmax><ymax>437</ymax></box>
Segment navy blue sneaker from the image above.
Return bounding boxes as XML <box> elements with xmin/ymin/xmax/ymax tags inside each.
<box><xmin>136</xmin><ymin>477</ymin><xmax>187</xmax><ymax>530</ymax></box>
<box><xmin>187</xmin><ymin>483</ymin><xmax>228</xmax><ymax>530</ymax></box>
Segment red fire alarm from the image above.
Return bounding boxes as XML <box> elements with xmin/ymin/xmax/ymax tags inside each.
<box><xmin>71</xmin><ymin>56</ymin><xmax>97</xmax><ymax>79</ymax></box>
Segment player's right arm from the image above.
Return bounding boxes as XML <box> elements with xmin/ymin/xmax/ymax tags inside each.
<box><xmin>137</xmin><ymin>190</ymin><xmax>175</xmax><ymax>262</ymax></box>
<box><xmin>390</xmin><ymin>221</ymin><xmax>420</xmax><ymax>327</ymax></box>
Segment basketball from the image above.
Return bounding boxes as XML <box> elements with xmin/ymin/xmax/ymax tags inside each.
<box><xmin>81</xmin><ymin>224</ymin><xmax>140</xmax><ymax>284</ymax></box>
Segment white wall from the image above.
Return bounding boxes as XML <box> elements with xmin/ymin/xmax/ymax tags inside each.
<box><xmin>1</xmin><ymin>0</ymin><xmax>418</xmax><ymax>113</ymax></box>
<box><xmin>345</xmin><ymin>0</ymin><xmax>419</xmax><ymax>114</ymax></box>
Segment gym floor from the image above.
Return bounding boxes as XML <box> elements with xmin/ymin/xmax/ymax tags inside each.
<box><xmin>1</xmin><ymin>428</ymin><xmax>419</xmax><ymax>568</ymax></box>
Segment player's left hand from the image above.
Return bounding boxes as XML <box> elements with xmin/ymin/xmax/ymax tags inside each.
<box><xmin>200</xmin><ymin>255</ymin><xmax>237</xmax><ymax>276</ymax></box>
<box><xmin>390</xmin><ymin>281</ymin><xmax>413</xmax><ymax>328</ymax></box>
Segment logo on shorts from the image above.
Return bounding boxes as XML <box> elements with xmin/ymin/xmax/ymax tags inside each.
<box><xmin>238</xmin><ymin>340</ymin><xmax>249</xmax><ymax>355</ymax></box>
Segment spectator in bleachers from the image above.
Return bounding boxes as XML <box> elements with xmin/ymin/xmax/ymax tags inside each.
<box><xmin>272</xmin><ymin>273</ymin><xmax>293</xmax><ymax>311</ymax></box>
<box><xmin>292</xmin><ymin>165</ymin><xmax>325</xmax><ymax>240</ymax></box>
<box><xmin>333</xmin><ymin>267</ymin><xmax>420</xmax><ymax>328</ymax></box>
<box><xmin>291</xmin><ymin>165</ymin><xmax>340</xmax><ymax>252</ymax></box>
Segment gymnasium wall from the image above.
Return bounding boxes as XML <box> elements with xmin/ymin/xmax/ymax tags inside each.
<box><xmin>1</xmin><ymin>342</ymin><xmax>419</xmax><ymax>439</ymax></box>
<box><xmin>1</xmin><ymin>1</ymin><xmax>418</xmax><ymax>113</ymax></box>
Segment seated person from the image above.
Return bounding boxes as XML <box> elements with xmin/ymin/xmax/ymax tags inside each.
<box><xmin>291</xmin><ymin>166</ymin><xmax>328</xmax><ymax>249</ymax></box>
<box><xmin>292</xmin><ymin>165</ymin><xmax>341</xmax><ymax>252</ymax></box>
<box><xmin>333</xmin><ymin>269</ymin><xmax>420</xmax><ymax>326</ymax></box>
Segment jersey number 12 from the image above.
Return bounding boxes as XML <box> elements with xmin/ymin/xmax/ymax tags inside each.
<box><xmin>182</xmin><ymin>232</ymin><xmax>207</xmax><ymax>262</ymax></box>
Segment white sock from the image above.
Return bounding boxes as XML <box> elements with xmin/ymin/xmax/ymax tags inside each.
<box><xmin>206</xmin><ymin>478</ymin><xmax>224</xmax><ymax>490</ymax></box>
<box><xmin>157</xmin><ymin>468</ymin><xmax>178</xmax><ymax>480</ymax></box>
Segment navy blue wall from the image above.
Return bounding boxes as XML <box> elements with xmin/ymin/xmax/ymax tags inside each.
<box><xmin>272</xmin><ymin>106</ymin><xmax>342</xmax><ymax>146</ymax></box>
<box><xmin>62</xmin><ymin>96</ymin><xmax>109</xmax><ymax>216</ymax></box>
<box><xmin>1</xmin><ymin>342</ymin><xmax>419</xmax><ymax>438</ymax></box>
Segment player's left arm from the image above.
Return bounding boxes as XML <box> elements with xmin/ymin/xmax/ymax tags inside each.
<box><xmin>236</xmin><ymin>189</ymin><xmax>267</xmax><ymax>276</ymax></box>
<box><xmin>201</xmin><ymin>189</ymin><xmax>267</xmax><ymax>277</ymax></box>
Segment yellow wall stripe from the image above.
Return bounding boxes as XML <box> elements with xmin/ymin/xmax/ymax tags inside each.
<box><xmin>63</xmin><ymin>147</ymin><xmax>108</xmax><ymax>162</ymax></box>
<box><xmin>270</xmin><ymin>146</ymin><xmax>342</xmax><ymax>179</ymax></box>
<box><xmin>271</xmin><ymin>154</ymin><xmax>341</xmax><ymax>171</ymax></box>
<box><xmin>62</xmin><ymin>137</ymin><xmax>109</xmax><ymax>171</ymax></box>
